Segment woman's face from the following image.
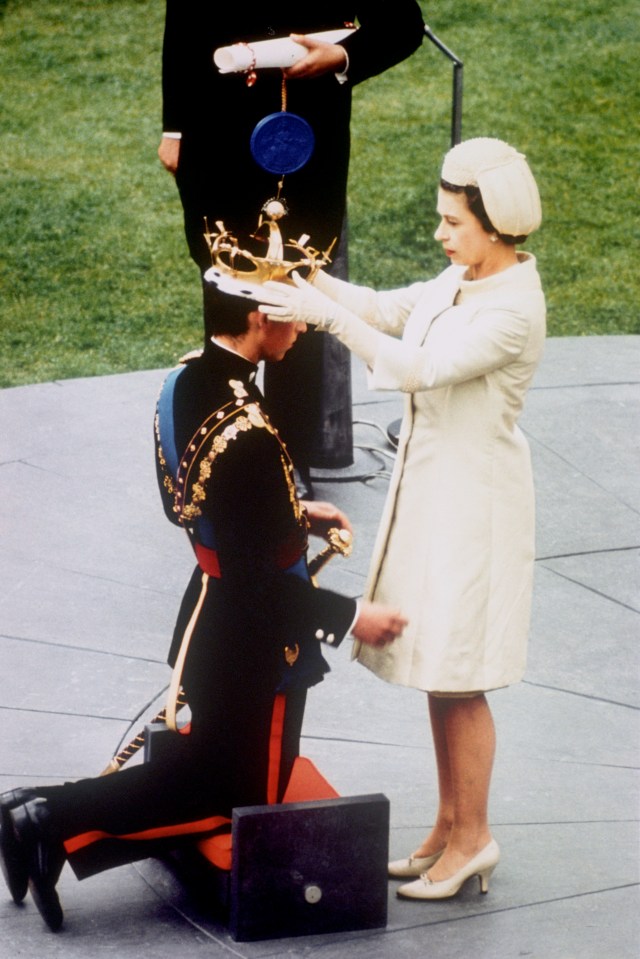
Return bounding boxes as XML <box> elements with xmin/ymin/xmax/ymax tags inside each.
<box><xmin>433</xmin><ymin>188</ymin><xmax>497</xmax><ymax>278</ymax></box>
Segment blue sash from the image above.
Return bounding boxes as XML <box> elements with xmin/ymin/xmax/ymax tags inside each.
<box><xmin>157</xmin><ymin>366</ymin><xmax>218</xmax><ymax>549</ymax></box>
<box><xmin>156</xmin><ymin>366</ymin><xmax>182</xmax><ymax>480</ymax></box>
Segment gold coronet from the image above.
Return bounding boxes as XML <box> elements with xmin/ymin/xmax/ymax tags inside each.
<box><xmin>203</xmin><ymin>199</ymin><xmax>335</xmax><ymax>294</ymax></box>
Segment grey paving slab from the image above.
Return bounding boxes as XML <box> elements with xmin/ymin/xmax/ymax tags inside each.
<box><xmin>303</xmin><ymin>725</ymin><xmax>638</xmax><ymax>833</ymax></box>
<box><xmin>0</xmin><ymin>457</ymin><xmax>185</xmax><ymax>595</ymax></box>
<box><xmin>0</xmin><ymin>710</ymin><xmax>131</xmax><ymax>783</ymax></box>
<box><xmin>0</xmin><ymin>337</ymin><xmax>638</xmax><ymax>958</ymax></box>
<box><xmin>0</xmin><ymin>865</ymin><xmax>216</xmax><ymax>958</ymax></box>
<box><xmin>0</xmin><ymin>552</ymin><xmax>176</xmax><ymax>660</ymax></box>
<box><xmin>526</xmin><ymin>437</ymin><xmax>640</xmax><ymax>558</ymax></box>
<box><xmin>0</xmin><ymin>370</ymin><xmax>163</xmax><ymax>464</ymax></box>
<box><xmin>0</xmin><ymin>635</ymin><xmax>167</xmax><ymax>718</ymax></box>
<box><xmin>388</xmin><ymin>822</ymin><xmax>640</xmax><ymax>933</ymax></box>
<box><xmin>302</xmin><ymin>624</ymin><xmax>638</xmax><ymax>775</ymax></box>
<box><xmin>540</xmin><ymin>546</ymin><xmax>639</xmax><ymax>613</ymax></box>
<box><xmin>133</xmin><ymin>821</ymin><xmax>639</xmax><ymax>958</ymax></box>
<box><xmin>286</xmin><ymin>886</ymin><xmax>640</xmax><ymax>959</ymax></box>
<box><xmin>528</xmin><ymin>565</ymin><xmax>639</xmax><ymax>705</ymax></box>
<box><xmin>530</xmin><ymin>334</ymin><xmax>640</xmax><ymax>388</ymax></box>
<box><xmin>524</xmin><ymin>382</ymin><xmax>640</xmax><ymax>516</ymax></box>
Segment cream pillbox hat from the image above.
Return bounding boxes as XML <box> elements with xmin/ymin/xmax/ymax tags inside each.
<box><xmin>441</xmin><ymin>137</ymin><xmax>542</xmax><ymax>237</ymax></box>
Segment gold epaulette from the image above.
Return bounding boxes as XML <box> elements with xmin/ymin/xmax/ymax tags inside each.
<box><xmin>157</xmin><ymin>376</ymin><xmax>305</xmax><ymax>528</ymax></box>
<box><xmin>178</xmin><ymin>348</ymin><xmax>204</xmax><ymax>364</ymax></box>
<box><xmin>178</xmin><ymin>400</ymin><xmax>270</xmax><ymax>521</ymax></box>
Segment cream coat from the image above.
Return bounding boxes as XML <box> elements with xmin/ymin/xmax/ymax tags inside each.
<box><xmin>350</xmin><ymin>254</ymin><xmax>546</xmax><ymax>691</ymax></box>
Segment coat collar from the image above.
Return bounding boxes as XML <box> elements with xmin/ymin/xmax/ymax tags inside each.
<box><xmin>205</xmin><ymin>339</ymin><xmax>259</xmax><ymax>383</ymax></box>
<box><xmin>403</xmin><ymin>265</ymin><xmax>465</xmax><ymax>347</ymax></box>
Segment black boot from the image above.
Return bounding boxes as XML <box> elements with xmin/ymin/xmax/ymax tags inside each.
<box><xmin>0</xmin><ymin>787</ymin><xmax>38</xmax><ymax>903</ymax></box>
<box><xmin>11</xmin><ymin>798</ymin><xmax>65</xmax><ymax>931</ymax></box>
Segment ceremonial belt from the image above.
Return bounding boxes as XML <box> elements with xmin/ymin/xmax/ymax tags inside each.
<box><xmin>194</xmin><ymin>542</ymin><xmax>222</xmax><ymax>578</ymax></box>
<box><xmin>193</xmin><ymin>540</ymin><xmax>306</xmax><ymax>579</ymax></box>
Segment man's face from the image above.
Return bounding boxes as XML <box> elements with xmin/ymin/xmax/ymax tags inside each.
<box><xmin>259</xmin><ymin>315</ymin><xmax>307</xmax><ymax>361</ymax></box>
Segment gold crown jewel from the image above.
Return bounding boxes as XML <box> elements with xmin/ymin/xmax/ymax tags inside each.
<box><xmin>203</xmin><ymin>199</ymin><xmax>336</xmax><ymax>300</ymax></box>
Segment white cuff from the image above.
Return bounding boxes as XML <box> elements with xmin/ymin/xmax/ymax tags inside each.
<box><xmin>162</xmin><ymin>131</ymin><xmax>182</xmax><ymax>140</ymax></box>
<box><xmin>347</xmin><ymin>599</ymin><xmax>361</xmax><ymax>637</ymax></box>
<box><xmin>334</xmin><ymin>48</ymin><xmax>349</xmax><ymax>84</ymax></box>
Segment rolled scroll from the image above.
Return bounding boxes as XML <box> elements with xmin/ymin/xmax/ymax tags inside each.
<box><xmin>214</xmin><ymin>28</ymin><xmax>356</xmax><ymax>74</ymax></box>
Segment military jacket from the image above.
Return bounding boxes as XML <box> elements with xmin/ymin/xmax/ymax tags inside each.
<box><xmin>155</xmin><ymin>343</ymin><xmax>357</xmax><ymax>698</ymax></box>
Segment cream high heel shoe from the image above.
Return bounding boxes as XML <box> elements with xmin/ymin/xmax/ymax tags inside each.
<box><xmin>388</xmin><ymin>849</ymin><xmax>444</xmax><ymax>879</ymax></box>
<box><xmin>397</xmin><ymin>839</ymin><xmax>500</xmax><ymax>900</ymax></box>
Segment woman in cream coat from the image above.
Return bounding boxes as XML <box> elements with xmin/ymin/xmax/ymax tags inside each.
<box><xmin>260</xmin><ymin>138</ymin><xmax>546</xmax><ymax>900</ymax></box>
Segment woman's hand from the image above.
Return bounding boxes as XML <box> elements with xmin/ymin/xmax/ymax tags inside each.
<box><xmin>352</xmin><ymin>601</ymin><xmax>408</xmax><ymax>648</ymax></box>
<box><xmin>260</xmin><ymin>274</ymin><xmax>338</xmax><ymax>327</ymax></box>
<box><xmin>260</xmin><ymin>273</ymin><xmax>381</xmax><ymax>368</ymax></box>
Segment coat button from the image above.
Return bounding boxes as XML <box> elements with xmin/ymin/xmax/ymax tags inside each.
<box><xmin>315</xmin><ymin>629</ymin><xmax>324</xmax><ymax>640</ymax></box>
<box><xmin>326</xmin><ymin>634</ymin><xmax>336</xmax><ymax>645</ymax></box>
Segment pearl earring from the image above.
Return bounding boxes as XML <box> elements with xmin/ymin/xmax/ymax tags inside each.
<box><xmin>490</xmin><ymin>234</ymin><xmax>498</xmax><ymax>243</ymax></box>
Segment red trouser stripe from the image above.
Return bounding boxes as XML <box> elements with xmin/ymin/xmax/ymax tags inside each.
<box><xmin>63</xmin><ymin>814</ymin><xmax>231</xmax><ymax>856</ymax></box>
<box><xmin>266</xmin><ymin>693</ymin><xmax>287</xmax><ymax>805</ymax></box>
<box><xmin>63</xmin><ymin>694</ymin><xmax>289</xmax><ymax>857</ymax></box>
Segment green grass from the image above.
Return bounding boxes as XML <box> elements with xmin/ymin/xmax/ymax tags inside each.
<box><xmin>349</xmin><ymin>0</ymin><xmax>640</xmax><ymax>335</ymax></box>
<box><xmin>0</xmin><ymin>0</ymin><xmax>200</xmax><ymax>386</ymax></box>
<box><xmin>1</xmin><ymin>0</ymin><xmax>638</xmax><ymax>387</ymax></box>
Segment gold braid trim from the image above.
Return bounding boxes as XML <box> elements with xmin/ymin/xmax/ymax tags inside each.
<box><xmin>154</xmin><ymin>412</ymin><xmax>175</xmax><ymax>496</ymax></box>
<box><xmin>156</xmin><ymin>376</ymin><xmax>305</xmax><ymax>529</ymax></box>
<box><xmin>180</xmin><ymin>403</ymin><xmax>259</xmax><ymax>520</ymax></box>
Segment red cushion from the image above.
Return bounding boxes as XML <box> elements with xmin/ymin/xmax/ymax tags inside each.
<box><xmin>195</xmin><ymin>757</ymin><xmax>339</xmax><ymax>870</ymax></box>
<box><xmin>282</xmin><ymin>756</ymin><xmax>340</xmax><ymax>803</ymax></box>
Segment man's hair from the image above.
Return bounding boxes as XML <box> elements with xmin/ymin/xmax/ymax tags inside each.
<box><xmin>204</xmin><ymin>286</ymin><xmax>259</xmax><ymax>336</ymax></box>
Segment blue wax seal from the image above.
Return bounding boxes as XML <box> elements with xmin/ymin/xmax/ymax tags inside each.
<box><xmin>250</xmin><ymin>112</ymin><xmax>315</xmax><ymax>175</ymax></box>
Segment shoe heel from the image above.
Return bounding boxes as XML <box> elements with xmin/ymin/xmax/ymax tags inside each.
<box><xmin>478</xmin><ymin>864</ymin><xmax>497</xmax><ymax>894</ymax></box>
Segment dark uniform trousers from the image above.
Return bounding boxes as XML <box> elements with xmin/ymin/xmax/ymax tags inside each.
<box><xmin>39</xmin><ymin>681</ymin><xmax>306</xmax><ymax>879</ymax></box>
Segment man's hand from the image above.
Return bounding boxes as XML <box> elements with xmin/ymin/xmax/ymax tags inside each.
<box><xmin>283</xmin><ymin>35</ymin><xmax>347</xmax><ymax>80</ymax></box>
<box><xmin>158</xmin><ymin>136</ymin><xmax>181</xmax><ymax>175</ymax></box>
<box><xmin>303</xmin><ymin>500</ymin><xmax>352</xmax><ymax>539</ymax></box>
<box><xmin>352</xmin><ymin>601</ymin><xmax>408</xmax><ymax>648</ymax></box>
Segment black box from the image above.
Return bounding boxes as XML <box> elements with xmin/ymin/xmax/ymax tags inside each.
<box><xmin>229</xmin><ymin>794</ymin><xmax>389</xmax><ymax>941</ymax></box>
<box><xmin>145</xmin><ymin>722</ymin><xmax>390</xmax><ymax>941</ymax></box>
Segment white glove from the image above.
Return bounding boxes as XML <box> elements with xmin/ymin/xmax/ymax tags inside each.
<box><xmin>260</xmin><ymin>273</ymin><xmax>342</xmax><ymax>328</ymax></box>
<box><xmin>259</xmin><ymin>273</ymin><xmax>382</xmax><ymax>366</ymax></box>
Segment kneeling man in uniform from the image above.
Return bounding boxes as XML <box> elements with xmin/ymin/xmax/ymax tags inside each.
<box><xmin>0</xmin><ymin>271</ymin><xmax>407</xmax><ymax>933</ymax></box>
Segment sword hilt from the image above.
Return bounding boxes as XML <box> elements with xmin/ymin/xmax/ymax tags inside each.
<box><xmin>307</xmin><ymin>527</ymin><xmax>353</xmax><ymax>579</ymax></box>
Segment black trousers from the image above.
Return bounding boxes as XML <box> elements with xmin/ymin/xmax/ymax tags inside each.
<box><xmin>38</xmin><ymin>687</ymin><xmax>306</xmax><ymax>879</ymax></box>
